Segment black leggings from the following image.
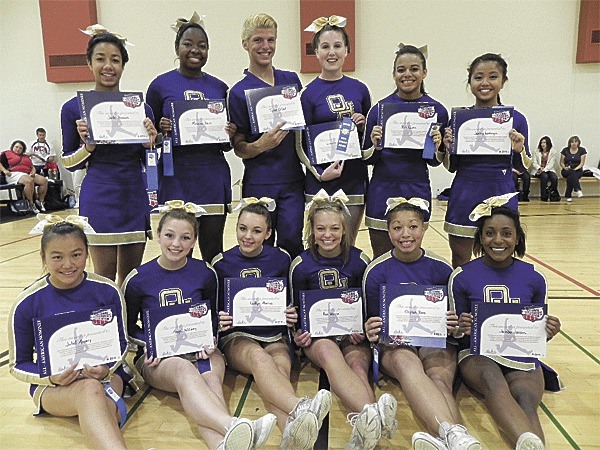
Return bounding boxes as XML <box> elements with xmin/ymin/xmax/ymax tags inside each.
<box><xmin>196</xmin><ymin>214</ymin><xmax>227</xmax><ymax>263</ymax></box>
<box><xmin>561</xmin><ymin>168</ymin><xmax>583</xmax><ymax>197</ymax></box>
<box><xmin>533</xmin><ymin>171</ymin><xmax>558</xmax><ymax>199</ymax></box>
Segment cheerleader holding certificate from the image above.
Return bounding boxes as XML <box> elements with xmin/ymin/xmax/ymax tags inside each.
<box><xmin>8</xmin><ymin>216</ymin><xmax>129</xmax><ymax>449</ymax></box>
<box><xmin>441</xmin><ymin>53</ymin><xmax>531</xmax><ymax>268</ymax></box>
<box><xmin>363</xmin><ymin>198</ymin><xmax>481</xmax><ymax>450</ymax></box>
<box><xmin>299</xmin><ymin>15</ymin><xmax>372</xmax><ymax>245</ymax></box>
<box><xmin>450</xmin><ymin>198</ymin><xmax>561</xmax><ymax>450</ymax></box>
<box><xmin>291</xmin><ymin>192</ymin><xmax>397</xmax><ymax>450</ymax></box>
<box><xmin>60</xmin><ymin>26</ymin><xmax>157</xmax><ymax>286</ymax></box>
<box><xmin>122</xmin><ymin>204</ymin><xmax>276</xmax><ymax>450</ymax></box>
<box><xmin>363</xmin><ymin>44</ymin><xmax>449</xmax><ymax>258</ymax></box>
<box><xmin>212</xmin><ymin>198</ymin><xmax>331</xmax><ymax>450</ymax></box>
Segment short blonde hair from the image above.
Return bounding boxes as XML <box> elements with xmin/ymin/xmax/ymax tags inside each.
<box><xmin>241</xmin><ymin>13</ymin><xmax>278</xmax><ymax>41</ymax></box>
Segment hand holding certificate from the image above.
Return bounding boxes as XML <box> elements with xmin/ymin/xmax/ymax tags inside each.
<box><xmin>78</xmin><ymin>91</ymin><xmax>149</xmax><ymax>144</ymax></box>
<box><xmin>471</xmin><ymin>303</ymin><xmax>547</xmax><ymax>359</ymax></box>
<box><xmin>170</xmin><ymin>100</ymin><xmax>229</xmax><ymax>145</ymax></box>
<box><xmin>245</xmin><ymin>85</ymin><xmax>305</xmax><ymax>134</ymax></box>
<box><xmin>299</xmin><ymin>288</ymin><xmax>363</xmax><ymax>338</ymax></box>
<box><xmin>450</xmin><ymin>106</ymin><xmax>514</xmax><ymax>155</ymax></box>
<box><xmin>34</xmin><ymin>307</ymin><xmax>123</xmax><ymax>377</ymax></box>
<box><xmin>224</xmin><ymin>278</ymin><xmax>287</xmax><ymax>327</ymax></box>
<box><xmin>304</xmin><ymin>118</ymin><xmax>362</xmax><ymax>165</ymax></box>
<box><xmin>143</xmin><ymin>302</ymin><xmax>214</xmax><ymax>359</ymax></box>
<box><xmin>378</xmin><ymin>102</ymin><xmax>439</xmax><ymax>150</ymax></box>
<box><xmin>379</xmin><ymin>284</ymin><xmax>448</xmax><ymax>348</ymax></box>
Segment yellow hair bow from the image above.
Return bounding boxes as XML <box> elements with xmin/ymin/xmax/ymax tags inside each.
<box><xmin>469</xmin><ymin>192</ymin><xmax>519</xmax><ymax>222</ymax></box>
<box><xmin>234</xmin><ymin>197</ymin><xmax>276</xmax><ymax>212</ymax></box>
<box><xmin>171</xmin><ymin>11</ymin><xmax>206</xmax><ymax>33</ymax></box>
<box><xmin>80</xmin><ymin>24</ymin><xmax>133</xmax><ymax>46</ymax></box>
<box><xmin>385</xmin><ymin>197</ymin><xmax>430</xmax><ymax>216</ymax></box>
<box><xmin>396</xmin><ymin>43</ymin><xmax>428</xmax><ymax>59</ymax></box>
<box><xmin>153</xmin><ymin>200</ymin><xmax>207</xmax><ymax>217</ymax></box>
<box><xmin>305</xmin><ymin>189</ymin><xmax>350</xmax><ymax>214</ymax></box>
<box><xmin>29</xmin><ymin>214</ymin><xmax>96</xmax><ymax>235</ymax></box>
<box><xmin>304</xmin><ymin>15</ymin><xmax>347</xmax><ymax>33</ymax></box>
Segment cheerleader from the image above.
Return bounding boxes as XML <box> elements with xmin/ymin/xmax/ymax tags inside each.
<box><xmin>363</xmin><ymin>198</ymin><xmax>480</xmax><ymax>450</ymax></box>
<box><xmin>122</xmin><ymin>203</ymin><xmax>276</xmax><ymax>450</ymax></box>
<box><xmin>228</xmin><ymin>13</ymin><xmax>305</xmax><ymax>258</ymax></box>
<box><xmin>363</xmin><ymin>44</ymin><xmax>448</xmax><ymax>257</ymax></box>
<box><xmin>146</xmin><ymin>12</ymin><xmax>235</xmax><ymax>263</ymax></box>
<box><xmin>8</xmin><ymin>216</ymin><xmax>129</xmax><ymax>449</ymax></box>
<box><xmin>290</xmin><ymin>191</ymin><xmax>397</xmax><ymax>450</ymax></box>
<box><xmin>60</xmin><ymin>26</ymin><xmax>157</xmax><ymax>285</ymax></box>
<box><xmin>212</xmin><ymin>198</ymin><xmax>331</xmax><ymax>449</ymax></box>
<box><xmin>441</xmin><ymin>53</ymin><xmax>530</xmax><ymax>268</ymax></box>
<box><xmin>450</xmin><ymin>197</ymin><xmax>561</xmax><ymax>449</ymax></box>
<box><xmin>299</xmin><ymin>15</ymin><xmax>371</xmax><ymax>245</ymax></box>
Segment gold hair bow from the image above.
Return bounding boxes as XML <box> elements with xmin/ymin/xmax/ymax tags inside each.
<box><xmin>304</xmin><ymin>15</ymin><xmax>347</xmax><ymax>33</ymax></box>
<box><xmin>385</xmin><ymin>197</ymin><xmax>430</xmax><ymax>216</ymax></box>
<box><xmin>234</xmin><ymin>197</ymin><xmax>276</xmax><ymax>212</ymax></box>
<box><xmin>396</xmin><ymin>43</ymin><xmax>428</xmax><ymax>59</ymax></box>
<box><xmin>80</xmin><ymin>24</ymin><xmax>133</xmax><ymax>46</ymax></box>
<box><xmin>306</xmin><ymin>189</ymin><xmax>350</xmax><ymax>213</ymax></box>
<box><xmin>171</xmin><ymin>11</ymin><xmax>206</xmax><ymax>33</ymax></box>
<box><xmin>153</xmin><ymin>200</ymin><xmax>207</xmax><ymax>217</ymax></box>
<box><xmin>469</xmin><ymin>192</ymin><xmax>519</xmax><ymax>222</ymax></box>
<box><xmin>29</xmin><ymin>214</ymin><xmax>96</xmax><ymax>235</ymax></box>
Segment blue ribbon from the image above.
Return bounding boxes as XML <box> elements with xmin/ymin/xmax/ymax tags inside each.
<box><xmin>336</xmin><ymin>116</ymin><xmax>354</xmax><ymax>153</ymax></box>
<box><xmin>373</xmin><ymin>344</ymin><xmax>381</xmax><ymax>387</ymax></box>
<box><xmin>145</xmin><ymin>148</ymin><xmax>158</xmax><ymax>191</ymax></box>
<box><xmin>162</xmin><ymin>137</ymin><xmax>174</xmax><ymax>176</ymax></box>
<box><xmin>103</xmin><ymin>383</ymin><xmax>127</xmax><ymax>428</ymax></box>
<box><xmin>422</xmin><ymin>122</ymin><xmax>441</xmax><ymax>160</ymax></box>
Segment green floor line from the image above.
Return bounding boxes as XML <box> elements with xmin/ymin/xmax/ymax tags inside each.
<box><xmin>559</xmin><ymin>330</ymin><xmax>600</xmax><ymax>365</ymax></box>
<box><xmin>540</xmin><ymin>402</ymin><xmax>580</xmax><ymax>449</ymax></box>
<box><xmin>234</xmin><ymin>376</ymin><xmax>254</xmax><ymax>417</ymax></box>
<box><xmin>125</xmin><ymin>385</ymin><xmax>153</xmax><ymax>423</ymax></box>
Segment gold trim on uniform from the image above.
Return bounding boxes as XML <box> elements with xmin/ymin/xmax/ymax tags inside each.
<box><xmin>218</xmin><ymin>331</ymin><xmax>284</xmax><ymax>349</ymax></box>
<box><xmin>88</xmin><ymin>231</ymin><xmax>148</xmax><ymax>245</ymax></box>
<box><xmin>60</xmin><ymin>145</ymin><xmax>92</xmax><ymax>170</ymax></box>
<box><xmin>444</xmin><ymin>221</ymin><xmax>477</xmax><ymax>238</ymax></box>
<box><xmin>197</xmin><ymin>203</ymin><xmax>229</xmax><ymax>215</ymax></box>
<box><xmin>305</xmin><ymin>193</ymin><xmax>364</xmax><ymax>206</ymax></box>
<box><xmin>458</xmin><ymin>349</ymin><xmax>537</xmax><ymax>371</ymax></box>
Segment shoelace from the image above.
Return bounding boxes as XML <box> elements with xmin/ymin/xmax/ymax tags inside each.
<box><xmin>346</xmin><ymin>412</ymin><xmax>360</xmax><ymax>426</ymax></box>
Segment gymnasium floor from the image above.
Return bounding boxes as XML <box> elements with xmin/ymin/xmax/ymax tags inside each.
<box><xmin>0</xmin><ymin>197</ymin><xmax>598</xmax><ymax>449</ymax></box>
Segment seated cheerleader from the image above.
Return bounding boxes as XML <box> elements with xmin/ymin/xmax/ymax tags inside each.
<box><xmin>363</xmin><ymin>198</ymin><xmax>481</xmax><ymax>450</ymax></box>
<box><xmin>212</xmin><ymin>197</ymin><xmax>331</xmax><ymax>450</ymax></box>
<box><xmin>451</xmin><ymin>196</ymin><xmax>561</xmax><ymax>450</ymax></box>
<box><xmin>290</xmin><ymin>190</ymin><xmax>398</xmax><ymax>450</ymax></box>
<box><xmin>8</xmin><ymin>215</ymin><xmax>130</xmax><ymax>449</ymax></box>
<box><xmin>122</xmin><ymin>202</ymin><xmax>276</xmax><ymax>450</ymax></box>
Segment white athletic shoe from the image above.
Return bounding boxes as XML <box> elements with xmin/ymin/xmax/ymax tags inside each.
<box><xmin>252</xmin><ymin>413</ymin><xmax>277</xmax><ymax>448</ymax></box>
<box><xmin>516</xmin><ymin>432</ymin><xmax>546</xmax><ymax>450</ymax></box>
<box><xmin>439</xmin><ymin>422</ymin><xmax>481</xmax><ymax>450</ymax></box>
<box><xmin>576</xmin><ymin>190</ymin><xmax>584</xmax><ymax>198</ymax></box>
<box><xmin>345</xmin><ymin>404</ymin><xmax>382</xmax><ymax>450</ymax></box>
<box><xmin>566</xmin><ymin>197</ymin><xmax>573</xmax><ymax>202</ymax></box>
<box><xmin>309</xmin><ymin>389</ymin><xmax>332</xmax><ymax>430</ymax></box>
<box><xmin>30</xmin><ymin>202</ymin><xmax>40</xmax><ymax>214</ymax></box>
<box><xmin>412</xmin><ymin>431</ymin><xmax>448</xmax><ymax>450</ymax></box>
<box><xmin>216</xmin><ymin>417</ymin><xmax>254</xmax><ymax>450</ymax></box>
<box><xmin>280</xmin><ymin>398</ymin><xmax>318</xmax><ymax>450</ymax></box>
<box><xmin>377</xmin><ymin>393</ymin><xmax>398</xmax><ymax>439</ymax></box>
<box><xmin>35</xmin><ymin>200</ymin><xmax>46</xmax><ymax>212</ymax></box>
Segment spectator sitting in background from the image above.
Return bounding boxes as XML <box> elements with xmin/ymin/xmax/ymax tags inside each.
<box><xmin>560</xmin><ymin>135</ymin><xmax>587</xmax><ymax>202</ymax></box>
<box><xmin>512</xmin><ymin>151</ymin><xmax>531</xmax><ymax>202</ymax></box>
<box><xmin>27</xmin><ymin>127</ymin><xmax>58</xmax><ymax>178</ymax></box>
<box><xmin>0</xmin><ymin>140</ymin><xmax>48</xmax><ymax>212</ymax></box>
<box><xmin>530</xmin><ymin>136</ymin><xmax>559</xmax><ymax>202</ymax></box>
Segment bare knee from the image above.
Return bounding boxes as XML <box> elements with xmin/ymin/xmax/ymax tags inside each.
<box><xmin>77</xmin><ymin>378</ymin><xmax>107</xmax><ymax>403</ymax></box>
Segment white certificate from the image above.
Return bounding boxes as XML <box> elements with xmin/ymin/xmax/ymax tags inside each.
<box><xmin>245</xmin><ymin>85</ymin><xmax>306</xmax><ymax>134</ymax></box>
<box><xmin>170</xmin><ymin>100</ymin><xmax>229</xmax><ymax>145</ymax></box>
<box><xmin>451</xmin><ymin>106</ymin><xmax>514</xmax><ymax>155</ymax></box>
<box><xmin>299</xmin><ymin>288</ymin><xmax>363</xmax><ymax>338</ymax></box>
<box><xmin>225</xmin><ymin>278</ymin><xmax>287</xmax><ymax>327</ymax></box>
<box><xmin>379</xmin><ymin>103</ymin><xmax>438</xmax><ymax>150</ymax></box>
<box><xmin>304</xmin><ymin>120</ymin><xmax>362</xmax><ymax>165</ymax></box>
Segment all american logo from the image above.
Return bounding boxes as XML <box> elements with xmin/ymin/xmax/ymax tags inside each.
<box><xmin>281</xmin><ymin>86</ymin><xmax>297</xmax><ymax>99</ymax></box>
<box><xmin>491</xmin><ymin>110</ymin><xmax>511</xmax><ymax>124</ymax></box>
<box><xmin>147</xmin><ymin>190</ymin><xmax>158</xmax><ymax>207</ymax></box>
<box><xmin>418</xmin><ymin>105</ymin><xmax>436</xmax><ymax>119</ymax></box>
<box><xmin>424</xmin><ymin>288</ymin><xmax>445</xmax><ymax>303</ymax></box>
<box><xmin>90</xmin><ymin>309</ymin><xmax>113</xmax><ymax>326</ymax></box>
<box><xmin>266</xmin><ymin>279</ymin><xmax>285</xmax><ymax>293</ymax></box>
<box><xmin>122</xmin><ymin>94</ymin><xmax>142</xmax><ymax>108</ymax></box>
<box><xmin>521</xmin><ymin>306</ymin><xmax>544</xmax><ymax>322</ymax></box>
<box><xmin>208</xmin><ymin>101</ymin><xmax>224</xmax><ymax>114</ymax></box>
<box><xmin>389</xmin><ymin>335</ymin><xmax>411</xmax><ymax>345</ymax></box>
<box><xmin>340</xmin><ymin>290</ymin><xmax>360</xmax><ymax>304</ymax></box>
<box><xmin>189</xmin><ymin>303</ymin><xmax>208</xmax><ymax>318</ymax></box>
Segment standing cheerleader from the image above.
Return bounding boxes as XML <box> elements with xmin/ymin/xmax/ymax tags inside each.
<box><xmin>146</xmin><ymin>12</ymin><xmax>235</xmax><ymax>263</ymax></box>
<box><xmin>451</xmin><ymin>199</ymin><xmax>561</xmax><ymax>449</ymax></box>
<box><xmin>228</xmin><ymin>13</ymin><xmax>305</xmax><ymax>258</ymax></box>
<box><xmin>123</xmin><ymin>203</ymin><xmax>276</xmax><ymax>450</ymax></box>
<box><xmin>9</xmin><ymin>216</ymin><xmax>129</xmax><ymax>449</ymax></box>
<box><xmin>291</xmin><ymin>191</ymin><xmax>397</xmax><ymax>450</ymax></box>
<box><xmin>442</xmin><ymin>53</ymin><xmax>529</xmax><ymax>268</ymax></box>
<box><xmin>60</xmin><ymin>26</ymin><xmax>157</xmax><ymax>285</ymax></box>
<box><xmin>299</xmin><ymin>15</ymin><xmax>371</xmax><ymax>245</ymax></box>
<box><xmin>363</xmin><ymin>44</ymin><xmax>448</xmax><ymax>257</ymax></box>
<box><xmin>363</xmin><ymin>198</ymin><xmax>480</xmax><ymax>450</ymax></box>
<box><xmin>212</xmin><ymin>198</ymin><xmax>331</xmax><ymax>449</ymax></box>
